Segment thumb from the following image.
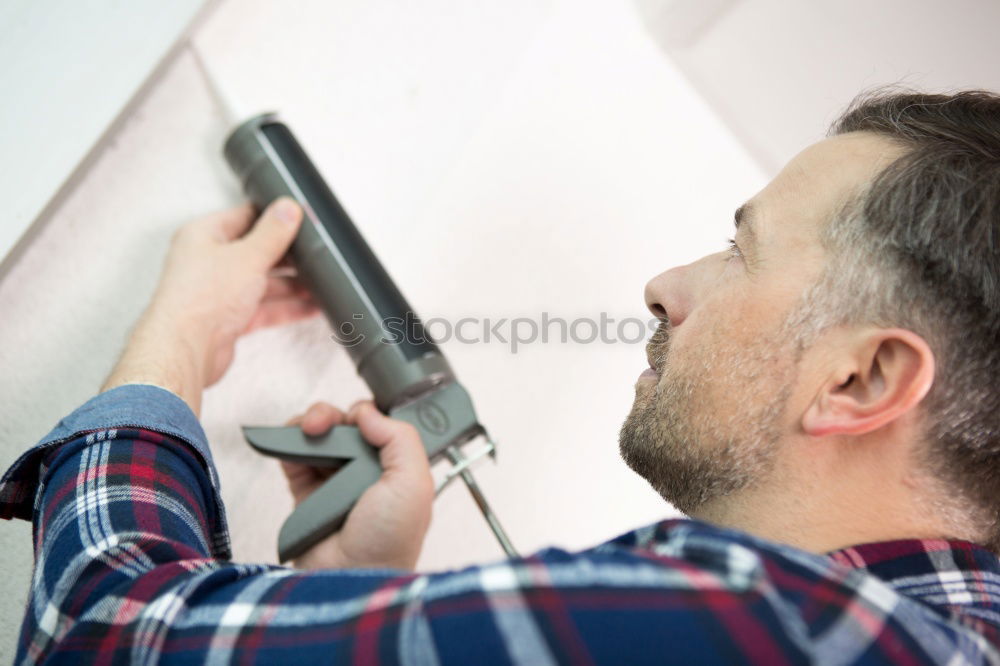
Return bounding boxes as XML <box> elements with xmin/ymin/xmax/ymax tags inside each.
<box><xmin>350</xmin><ymin>402</ymin><xmax>431</xmax><ymax>479</ymax></box>
<box><xmin>240</xmin><ymin>197</ymin><xmax>302</xmax><ymax>269</ymax></box>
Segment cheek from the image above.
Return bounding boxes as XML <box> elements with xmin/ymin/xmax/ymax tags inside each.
<box><xmin>660</xmin><ymin>296</ymin><xmax>780</xmax><ymax>408</ymax></box>
<box><xmin>670</xmin><ymin>289</ymin><xmax>755</xmax><ymax>359</ymax></box>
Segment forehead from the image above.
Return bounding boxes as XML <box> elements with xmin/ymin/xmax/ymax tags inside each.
<box><xmin>748</xmin><ymin>132</ymin><xmax>904</xmax><ymax>251</ymax></box>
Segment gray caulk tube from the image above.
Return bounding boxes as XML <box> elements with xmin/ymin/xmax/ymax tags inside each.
<box><xmin>223</xmin><ymin>114</ymin><xmax>515</xmax><ymax>562</ymax></box>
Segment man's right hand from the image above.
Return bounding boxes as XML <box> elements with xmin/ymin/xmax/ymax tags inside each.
<box><xmin>281</xmin><ymin>401</ymin><xmax>435</xmax><ymax>571</ymax></box>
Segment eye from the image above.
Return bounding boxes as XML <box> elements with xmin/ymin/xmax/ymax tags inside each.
<box><xmin>726</xmin><ymin>237</ymin><xmax>743</xmax><ymax>261</ymax></box>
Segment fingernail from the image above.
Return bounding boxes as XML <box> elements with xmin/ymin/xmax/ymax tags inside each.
<box><xmin>273</xmin><ymin>198</ymin><xmax>301</xmax><ymax>225</ymax></box>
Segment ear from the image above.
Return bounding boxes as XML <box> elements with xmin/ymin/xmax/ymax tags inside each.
<box><xmin>802</xmin><ymin>328</ymin><xmax>935</xmax><ymax>437</ymax></box>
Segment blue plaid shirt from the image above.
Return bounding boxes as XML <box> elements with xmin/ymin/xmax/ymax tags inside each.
<box><xmin>2</xmin><ymin>384</ymin><xmax>999</xmax><ymax>664</ymax></box>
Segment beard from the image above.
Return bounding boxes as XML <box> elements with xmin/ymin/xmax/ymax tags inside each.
<box><xmin>618</xmin><ymin>318</ymin><xmax>795</xmax><ymax>515</ymax></box>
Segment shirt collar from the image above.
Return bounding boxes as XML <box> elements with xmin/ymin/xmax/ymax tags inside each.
<box><xmin>827</xmin><ymin>538</ymin><xmax>1000</xmax><ymax>622</ymax></box>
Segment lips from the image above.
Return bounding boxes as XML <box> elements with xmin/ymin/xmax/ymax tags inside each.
<box><xmin>639</xmin><ymin>367</ymin><xmax>658</xmax><ymax>380</ymax></box>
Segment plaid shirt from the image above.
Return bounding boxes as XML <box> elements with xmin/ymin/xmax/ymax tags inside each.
<box><xmin>2</xmin><ymin>385</ymin><xmax>1000</xmax><ymax>665</ymax></box>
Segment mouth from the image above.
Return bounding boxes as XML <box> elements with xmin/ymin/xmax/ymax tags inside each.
<box><xmin>639</xmin><ymin>349</ymin><xmax>659</xmax><ymax>381</ymax></box>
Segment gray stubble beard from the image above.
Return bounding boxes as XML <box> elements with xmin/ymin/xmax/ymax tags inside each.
<box><xmin>618</xmin><ymin>321</ymin><xmax>794</xmax><ymax>516</ymax></box>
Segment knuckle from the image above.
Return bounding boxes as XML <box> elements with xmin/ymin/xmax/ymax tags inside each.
<box><xmin>398</xmin><ymin>421</ymin><xmax>420</xmax><ymax>440</ymax></box>
<box><xmin>349</xmin><ymin>399</ymin><xmax>372</xmax><ymax>416</ymax></box>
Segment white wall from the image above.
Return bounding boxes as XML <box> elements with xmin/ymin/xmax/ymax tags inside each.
<box><xmin>0</xmin><ymin>0</ymin><xmax>764</xmax><ymax>658</ymax></box>
<box><xmin>0</xmin><ymin>0</ymin><xmax>206</xmax><ymax>271</ymax></box>
<box><xmin>636</xmin><ymin>0</ymin><xmax>1000</xmax><ymax>172</ymax></box>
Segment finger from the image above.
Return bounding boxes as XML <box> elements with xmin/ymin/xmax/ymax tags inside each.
<box><xmin>345</xmin><ymin>399</ymin><xmax>374</xmax><ymax>424</ymax></box>
<box><xmin>301</xmin><ymin>402</ymin><xmax>347</xmax><ymax>435</ymax></box>
<box><xmin>352</xmin><ymin>403</ymin><xmax>431</xmax><ymax>477</ymax></box>
<box><xmin>280</xmin><ymin>460</ymin><xmax>324</xmax><ymax>504</ymax></box>
<box><xmin>280</xmin><ymin>460</ymin><xmax>338</xmax><ymax>484</ymax></box>
<box><xmin>284</xmin><ymin>402</ymin><xmax>345</xmax><ymax>430</ymax></box>
<box><xmin>244</xmin><ymin>298</ymin><xmax>321</xmax><ymax>332</ymax></box>
<box><xmin>239</xmin><ymin>197</ymin><xmax>303</xmax><ymax>269</ymax></box>
<box><xmin>210</xmin><ymin>203</ymin><xmax>257</xmax><ymax>241</ymax></box>
<box><xmin>280</xmin><ymin>460</ymin><xmax>341</xmax><ymax>506</ymax></box>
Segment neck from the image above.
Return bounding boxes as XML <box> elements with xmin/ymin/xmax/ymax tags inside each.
<box><xmin>690</xmin><ymin>435</ymin><xmax>980</xmax><ymax>553</ymax></box>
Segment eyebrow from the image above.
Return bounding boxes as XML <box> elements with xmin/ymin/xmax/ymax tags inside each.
<box><xmin>733</xmin><ymin>202</ymin><xmax>759</xmax><ymax>259</ymax></box>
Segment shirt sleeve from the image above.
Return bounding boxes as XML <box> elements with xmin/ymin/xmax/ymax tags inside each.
<box><xmin>2</xmin><ymin>384</ymin><xmax>821</xmax><ymax>665</ymax></box>
<box><xmin>0</xmin><ymin>383</ymin><xmax>231</xmax><ymax>557</ymax></box>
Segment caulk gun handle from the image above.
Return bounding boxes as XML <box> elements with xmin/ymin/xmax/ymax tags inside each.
<box><xmin>243</xmin><ymin>381</ymin><xmax>486</xmax><ymax>563</ymax></box>
<box><xmin>243</xmin><ymin>423</ymin><xmax>381</xmax><ymax>562</ymax></box>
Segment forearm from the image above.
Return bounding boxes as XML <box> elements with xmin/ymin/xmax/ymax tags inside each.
<box><xmin>101</xmin><ymin>306</ymin><xmax>208</xmax><ymax>417</ymax></box>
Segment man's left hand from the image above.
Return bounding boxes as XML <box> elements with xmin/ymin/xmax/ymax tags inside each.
<box><xmin>102</xmin><ymin>198</ymin><xmax>320</xmax><ymax>414</ymax></box>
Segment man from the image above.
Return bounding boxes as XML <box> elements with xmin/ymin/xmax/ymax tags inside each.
<box><xmin>2</xmin><ymin>90</ymin><xmax>998</xmax><ymax>663</ymax></box>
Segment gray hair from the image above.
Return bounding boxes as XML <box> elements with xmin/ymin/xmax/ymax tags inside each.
<box><xmin>804</xmin><ymin>89</ymin><xmax>1000</xmax><ymax>549</ymax></box>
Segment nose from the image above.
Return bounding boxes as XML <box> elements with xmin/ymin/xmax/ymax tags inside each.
<box><xmin>644</xmin><ymin>253</ymin><xmax>720</xmax><ymax>327</ymax></box>
<box><xmin>644</xmin><ymin>264</ymin><xmax>690</xmax><ymax>327</ymax></box>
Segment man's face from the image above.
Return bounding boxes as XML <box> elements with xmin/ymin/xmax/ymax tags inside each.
<box><xmin>619</xmin><ymin>132</ymin><xmax>903</xmax><ymax>515</ymax></box>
